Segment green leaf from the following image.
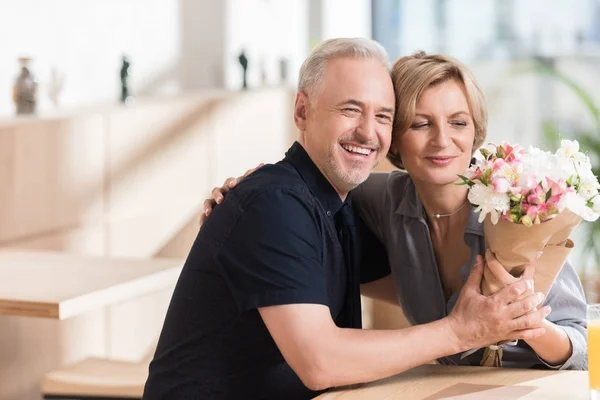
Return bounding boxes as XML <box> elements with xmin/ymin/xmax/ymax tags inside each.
<box><xmin>456</xmin><ymin>174</ymin><xmax>475</xmax><ymax>187</ymax></box>
<box><xmin>479</xmin><ymin>148</ymin><xmax>491</xmax><ymax>160</ymax></box>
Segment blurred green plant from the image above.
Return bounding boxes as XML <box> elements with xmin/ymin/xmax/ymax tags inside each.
<box><xmin>520</xmin><ymin>59</ymin><xmax>600</xmax><ymax>269</ymax></box>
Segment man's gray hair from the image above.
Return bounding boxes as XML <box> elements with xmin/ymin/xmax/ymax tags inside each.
<box><xmin>298</xmin><ymin>38</ymin><xmax>390</xmax><ymax>99</ymax></box>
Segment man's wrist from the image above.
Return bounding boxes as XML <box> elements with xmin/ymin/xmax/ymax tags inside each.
<box><xmin>442</xmin><ymin>316</ymin><xmax>468</xmax><ymax>354</ymax></box>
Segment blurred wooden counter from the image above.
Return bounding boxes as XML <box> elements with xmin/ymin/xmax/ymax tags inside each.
<box><xmin>0</xmin><ymin>250</ymin><xmax>182</xmax><ymax>319</ymax></box>
<box><xmin>314</xmin><ymin>364</ymin><xmax>588</xmax><ymax>399</ymax></box>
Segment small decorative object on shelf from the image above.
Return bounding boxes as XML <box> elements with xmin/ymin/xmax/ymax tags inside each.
<box><xmin>13</xmin><ymin>57</ymin><xmax>38</xmax><ymax>115</ymax></box>
<box><xmin>279</xmin><ymin>58</ymin><xmax>289</xmax><ymax>85</ymax></box>
<box><xmin>120</xmin><ymin>55</ymin><xmax>134</xmax><ymax>105</ymax></box>
<box><xmin>47</xmin><ymin>67</ymin><xmax>66</xmax><ymax>108</ymax></box>
<box><xmin>238</xmin><ymin>49</ymin><xmax>248</xmax><ymax>90</ymax></box>
<box><xmin>260</xmin><ymin>58</ymin><xmax>268</xmax><ymax>87</ymax></box>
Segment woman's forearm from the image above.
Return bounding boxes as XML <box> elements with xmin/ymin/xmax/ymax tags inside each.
<box><xmin>524</xmin><ymin>319</ymin><xmax>572</xmax><ymax>366</ymax></box>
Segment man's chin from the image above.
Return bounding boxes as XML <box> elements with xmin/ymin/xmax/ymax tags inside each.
<box><xmin>341</xmin><ymin>170</ymin><xmax>371</xmax><ymax>188</ymax></box>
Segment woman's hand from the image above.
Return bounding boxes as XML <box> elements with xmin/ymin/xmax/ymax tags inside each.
<box><xmin>198</xmin><ymin>163</ymin><xmax>264</xmax><ymax>225</ymax></box>
<box><xmin>448</xmin><ymin>255</ymin><xmax>549</xmax><ymax>351</ymax></box>
<box><xmin>481</xmin><ymin>249</ymin><xmax>536</xmax><ymax>297</ymax></box>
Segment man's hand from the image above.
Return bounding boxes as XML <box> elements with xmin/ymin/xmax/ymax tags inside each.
<box><xmin>481</xmin><ymin>249</ymin><xmax>536</xmax><ymax>296</ymax></box>
<box><xmin>448</xmin><ymin>255</ymin><xmax>550</xmax><ymax>352</ymax></box>
<box><xmin>199</xmin><ymin>163</ymin><xmax>264</xmax><ymax>225</ymax></box>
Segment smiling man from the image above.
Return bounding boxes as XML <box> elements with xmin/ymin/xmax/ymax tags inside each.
<box><xmin>143</xmin><ymin>38</ymin><xmax>549</xmax><ymax>400</ymax></box>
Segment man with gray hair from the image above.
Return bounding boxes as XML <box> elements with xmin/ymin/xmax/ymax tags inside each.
<box><xmin>143</xmin><ymin>38</ymin><xmax>547</xmax><ymax>400</ymax></box>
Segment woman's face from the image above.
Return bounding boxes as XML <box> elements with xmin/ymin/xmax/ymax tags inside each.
<box><xmin>394</xmin><ymin>79</ymin><xmax>476</xmax><ymax>186</ymax></box>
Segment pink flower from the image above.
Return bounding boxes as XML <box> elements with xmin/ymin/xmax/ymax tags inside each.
<box><xmin>526</xmin><ymin>202</ymin><xmax>559</xmax><ymax>223</ymax></box>
<box><xmin>543</xmin><ymin>177</ymin><xmax>571</xmax><ymax>205</ymax></box>
<box><xmin>526</xmin><ymin>185</ymin><xmax>546</xmax><ymax>205</ymax></box>
<box><xmin>492</xmin><ymin>177</ymin><xmax>511</xmax><ymax>193</ymax></box>
<box><xmin>465</xmin><ymin>167</ymin><xmax>483</xmax><ymax>181</ymax></box>
<box><xmin>501</xmin><ymin>142</ymin><xmax>526</xmax><ymax>162</ymax></box>
<box><xmin>491</xmin><ymin>158</ymin><xmax>509</xmax><ymax>173</ymax></box>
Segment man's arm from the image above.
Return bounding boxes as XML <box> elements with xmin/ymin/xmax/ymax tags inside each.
<box><xmin>260</xmin><ymin>257</ymin><xmax>549</xmax><ymax>391</ymax></box>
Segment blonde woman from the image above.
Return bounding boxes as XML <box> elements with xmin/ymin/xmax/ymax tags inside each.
<box><xmin>353</xmin><ymin>52</ymin><xmax>586</xmax><ymax>369</ymax></box>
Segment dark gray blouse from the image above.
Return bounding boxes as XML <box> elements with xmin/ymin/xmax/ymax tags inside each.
<box><xmin>354</xmin><ymin>171</ymin><xmax>587</xmax><ymax>370</ymax></box>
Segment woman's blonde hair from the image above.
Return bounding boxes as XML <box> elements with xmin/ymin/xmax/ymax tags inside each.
<box><xmin>387</xmin><ymin>51</ymin><xmax>487</xmax><ymax>169</ymax></box>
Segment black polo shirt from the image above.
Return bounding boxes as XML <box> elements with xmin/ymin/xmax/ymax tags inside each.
<box><xmin>143</xmin><ymin>142</ymin><xmax>388</xmax><ymax>400</ymax></box>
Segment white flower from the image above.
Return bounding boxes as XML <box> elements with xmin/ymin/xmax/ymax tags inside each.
<box><xmin>519</xmin><ymin>148</ymin><xmax>560</xmax><ymax>189</ymax></box>
<box><xmin>559</xmin><ymin>191</ymin><xmax>587</xmax><ymax>216</ymax></box>
<box><xmin>578</xmin><ymin>178</ymin><xmax>600</xmax><ymax>200</ymax></box>
<box><xmin>581</xmin><ymin>203</ymin><xmax>600</xmax><ymax>222</ymax></box>
<box><xmin>557</xmin><ymin>139</ymin><xmax>580</xmax><ymax>159</ymax></box>
<box><xmin>592</xmin><ymin>195</ymin><xmax>600</xmax><ymax>215</ymax></box>
<box><xmin>560</xmin><ymin>190</ymin><xmax>600</xmax><ymax>222</ymax></box>
<box><xmin>555</xmin><ymin>140</ymin><xmax>594</xmax><ymax>183</ymax></box>
<box><xmin>468</xmin><ymin>182</ymin><xmax>510</xmax><ymax>224</ymax></box>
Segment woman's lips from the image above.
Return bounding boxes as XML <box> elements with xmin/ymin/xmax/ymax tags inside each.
<box><xmin>425</xmin><ymin>156</ymin><xmax>457</xmax><ymax>166</ymax></box>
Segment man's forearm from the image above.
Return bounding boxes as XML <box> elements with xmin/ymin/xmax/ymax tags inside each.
<box><xmin>314</xmin><ymin>318</ymin><xmax>464</xmax><ymax>388</ymax></box>
<box><xmin>524</xmin><ymin>319</ymin><xmax>572</xmax><ymax>367</ymax></box>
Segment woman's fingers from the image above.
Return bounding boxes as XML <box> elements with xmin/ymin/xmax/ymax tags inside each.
<box><xmin>485</xmin><ymin>249</ymin><xmax>516</xmax><ymax>286</ymax></box>
<box><xmin>508</xmin><ymin>305</ymin><xmax>551</xmax><ymax>332</ymax></box>
<box><xmin>506</xmin><ymin>292</ymin><xmax>545</xmax><ymax>319</ymax></box>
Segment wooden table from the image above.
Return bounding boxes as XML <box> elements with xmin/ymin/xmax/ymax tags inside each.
<box><xmin>0</xmin><ymin>249</ymin><xmax>182</xmax><ymax>319</ymax></box>
<box><xmin>314</xmin><ymin>364</ymin><xmax>589</xmax><ymax>399</ymax></box>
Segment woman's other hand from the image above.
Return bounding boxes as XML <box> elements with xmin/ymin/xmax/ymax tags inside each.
<box><xmin>199</xmin><ymin>163</ymin><xmax>264</xmax><ymax>225</ymax></box>
<box><xmin>481</xmin><ymin>249</ymin><xmax>536</xmax><ymax>297</ymax></box>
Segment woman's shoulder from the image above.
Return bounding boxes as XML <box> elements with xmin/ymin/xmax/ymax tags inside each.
<box><xmin>354</xmin><ymin>170</ymin><xmax>412</xmax><ymax>198</ymax></box>
<box><xmin>352</xmin><ymin>170</ymin><xmax>414</xmax><ymax>226</ymax></box>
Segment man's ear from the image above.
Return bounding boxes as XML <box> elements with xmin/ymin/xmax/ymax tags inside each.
<box><xmin>294</xmin><ymin>92</ymin><xmax>309</xmax><ymax>132</ymax></box>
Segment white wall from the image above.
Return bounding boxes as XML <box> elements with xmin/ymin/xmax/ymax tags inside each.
<box><xmin>399</xmin><ymin>0</ymin><xmax>437</xmax><ymax>55</ymax></box>
<box><xmin>0</xmin><ymin>0</ymin><xmax>181</xmax><ymax>117</ymax></box>
<box><xmin>321</xmin><ymin>0</ymin><xmax>372</xmax><ymax>40</ymax></box>
<box><xmin>308</xmin><ymin>0</ymin><xmax>372</xmax><ymax>50</ymax></box>
<box><xmin>179</xmin><ymin>0</ymin><xmax>227</xmax><ymax>89</ymax></box>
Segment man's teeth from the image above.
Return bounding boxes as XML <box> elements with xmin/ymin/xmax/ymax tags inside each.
<box><xmin>342</xmin><ymin>144</ymin><xmax>371</xmax><ymax>155</ymax></box>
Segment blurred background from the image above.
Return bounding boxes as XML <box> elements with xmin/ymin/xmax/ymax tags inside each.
<box><xmin>1</xmin><ymin>1</ymin><xmax>599</xmax><ymax>399</ymax></box>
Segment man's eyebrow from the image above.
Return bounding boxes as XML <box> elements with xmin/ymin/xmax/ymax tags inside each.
<box><xmin>378</xmin><ymin>106</ymin><xmax>394</xmax><ymax>114</ymax></box>
<box><xmin>337</xmin><ymin>99</ymin><xmax>394</xmax><ymax>114</ymax></box>
<box><xmin>336</xmin><ymin>99</ymin><xmax>364</xmax><ymax>108</ymax></box>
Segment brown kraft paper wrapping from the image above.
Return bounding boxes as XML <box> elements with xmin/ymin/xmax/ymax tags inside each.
<box><xmin>478</xmin><ymin>210</ymin><xmax>581</xmax><ymax>367</ymax></box>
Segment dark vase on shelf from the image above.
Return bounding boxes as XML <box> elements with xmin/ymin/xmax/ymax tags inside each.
<box><xmin>13</xmin><ymin>57</ymin><xmax>38</xmax><ymax>115</ymax></box>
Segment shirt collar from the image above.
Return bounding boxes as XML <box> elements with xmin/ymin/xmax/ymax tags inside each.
<box><xmin>394</xmin><ymin>176</ymin><xmax>484</xmax><ymax>236</ymax></box>
<box><xmin>284</xmin><ymin>141</ymin><xmax>348</xmax><ymax>215</ymax></box>
<box><xmin>394</xmin><ymin>177</ymin><xmax>424</xmax><ymax>218</ymax></box>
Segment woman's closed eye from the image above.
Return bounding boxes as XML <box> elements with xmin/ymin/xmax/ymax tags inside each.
<box><xmin>450</xmin><ymin>120</ymin><xmax>468</xmax><ymax>127</ymax></box>
<box><xmin>411</xmin><ymin>121</ymin><xmax>430</xmax><ymax>129</ymax></box>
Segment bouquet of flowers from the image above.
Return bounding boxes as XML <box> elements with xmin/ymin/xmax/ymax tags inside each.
<box><xmin>459</xmin><ymin>140</ymin><xmax>600</xmax><ymax>367</ymax></box>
